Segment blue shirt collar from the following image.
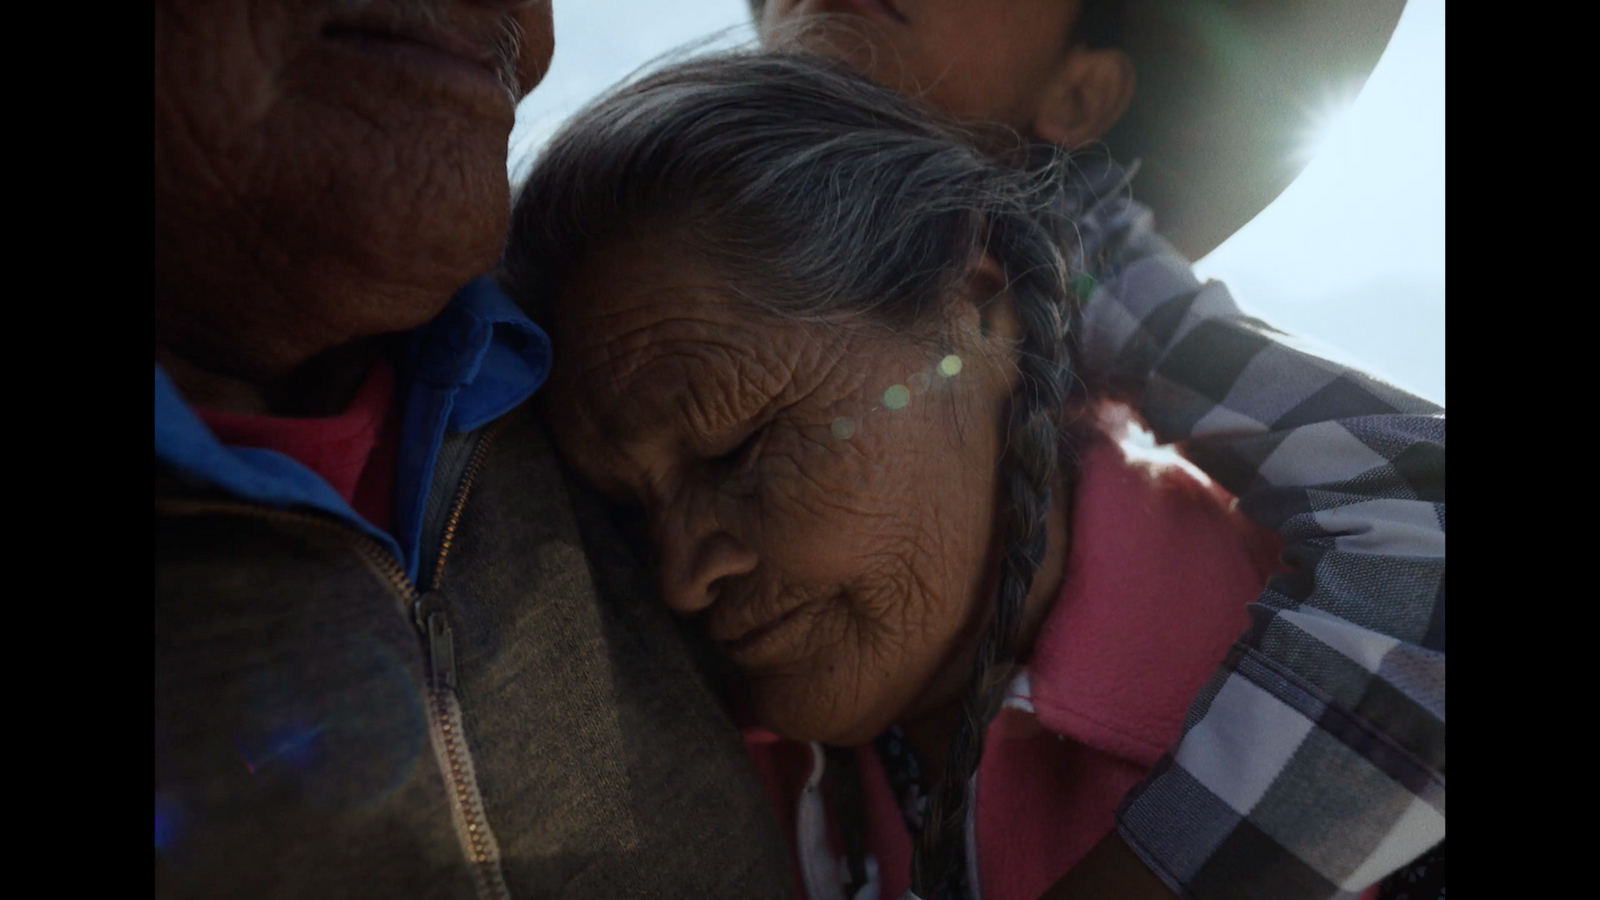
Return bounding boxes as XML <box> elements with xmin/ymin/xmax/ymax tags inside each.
<box><xmin>155</xmin><ymin>276</ymin><xmax>551</xmax><ymax>581</ymax></box>
<box><xmin>403</xmin><ymin>276</ymin><xmax>551</xmax><ymax>430</ymax></box>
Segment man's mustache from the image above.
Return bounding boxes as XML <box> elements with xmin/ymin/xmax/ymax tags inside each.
<box><xmin>329</xmin><ymin>0</ymin><xmax>528</xmax><ymax>102</ymax></box>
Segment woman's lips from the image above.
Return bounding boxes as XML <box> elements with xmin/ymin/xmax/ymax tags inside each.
<box><xmin>717</xmin><ymin>595</ymin><xmax>830</xmax><ymax>665</ymax></box>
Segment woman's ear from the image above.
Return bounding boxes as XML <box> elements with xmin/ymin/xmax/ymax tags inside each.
<box><xmin>966</xmin><ymin>252</ymin><xmax>1021</xmax><ymax>344</ymax></box>
<box><xmin>946</xmin><ymin>250</ymin><xmax>1026</xmax><ymax>390</ymax></box>
<box><xmin>1031</xmin><ymin>45</ymin><xmax>1136</xmax><ymax>150</ymax></box>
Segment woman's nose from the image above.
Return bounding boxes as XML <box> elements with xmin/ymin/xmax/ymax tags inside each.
<box><xmin>657</xmin><ymin>496</ymin><xmax>759</xmax><ymax>617</ymax></box>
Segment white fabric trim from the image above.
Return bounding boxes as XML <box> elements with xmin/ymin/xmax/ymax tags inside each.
<box><xmin>1001</xmin><ymin>670</ymin><xmax>1035</xmax><ymax>713</ymax></box>
<box><xmin>797</xmin><ymin>742</ymin><xmax>844</xmax><ymax>900</ymax></box>
<box><xmin>796</xmin><ymin>742</ymin><xmax>884</xmax><ymax>900</ymax></box>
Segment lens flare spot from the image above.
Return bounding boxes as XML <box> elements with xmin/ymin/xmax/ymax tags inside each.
<box><xmin>937</xmin><ymin>355</ymin><xmax>962</xmax><ymax>377</ymax></box>
<box><xmin>908</xmin><ymin>371</ymin><xmax>931</xmax><ymax>394</ymax></box>
<box><xmin>237</xmin><ymin>741</ymin><xmax>258</xmax><ymax>775</ymax></box>
<box><xmin>1294</xmin><ymin>83</ymin><xmax>1362</xmax><ymax>166</ymax></box>
<box><xmin>882</xmin><ymin>385</ymin><xmax>911</xmax><ymax>409</ymax></box>
<box><xmin>155</xmin><ymin>791</ymin><xmax>185</xmax><ymax>852</ymax></box>
<box><xmin>831</xmin><ymin>416</ymin><xmax>856</xmax><ymax>440</ymax></box>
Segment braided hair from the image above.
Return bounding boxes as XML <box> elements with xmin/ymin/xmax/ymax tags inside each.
<box><xmin>501</xmin><ymin>51</ymin><xmax>1082</xmax><ymax>899</ymax></box>
<box><xmin>906</xmin><ymin>179</ymin><xmax>1074</xmax><ymax>899</ymax></box>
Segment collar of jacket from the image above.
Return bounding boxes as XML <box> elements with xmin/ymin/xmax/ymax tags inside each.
<box><xmin>154</xmin><ymin>276</ymin><xmax>551</xmax><ymax>581</ymax></box>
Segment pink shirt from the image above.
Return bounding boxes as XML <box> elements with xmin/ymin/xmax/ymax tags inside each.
<box><xmin>743</xmin><ymin>431</ymin><xmax>1368</xmax><ymax>900</ymax></box>
<box><xmin>195</xmin><ymin>357</ymin><xmax>401</xmax><ymax>533</ymax></box>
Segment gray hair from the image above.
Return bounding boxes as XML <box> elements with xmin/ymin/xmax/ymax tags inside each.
<box><xmin>501</xmin><ymin>50</ymin><xmax>1082</xmax><ymax>898</ymax></box>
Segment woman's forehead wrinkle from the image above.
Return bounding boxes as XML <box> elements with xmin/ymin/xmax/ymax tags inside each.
<box><xmin>667</xmin><ymin>340</ymin><xmax>810</xmax><ymax>441</ymax></box>
<box><xmin>571</xmin><ymin>336</ymin><xmax>694</xmax><ymax>445</ymax></box>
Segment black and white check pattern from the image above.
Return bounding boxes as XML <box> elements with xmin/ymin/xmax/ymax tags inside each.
<box><xmin>1065</xmin><ymin>159</ymin><xmax>1445</xmax><ymax>899</ymax></box>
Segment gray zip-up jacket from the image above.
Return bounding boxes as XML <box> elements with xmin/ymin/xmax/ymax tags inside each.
<box><xmin>155</xmin><ymin>405</ymin><xmax>793</xmax><ymax>898</ymax></box>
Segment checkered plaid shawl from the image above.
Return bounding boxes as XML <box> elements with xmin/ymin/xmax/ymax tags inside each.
<box><xmin>1066</xmin><ymin>160</ymin><xmax>1445</xmax><ymax>900</ymax></box>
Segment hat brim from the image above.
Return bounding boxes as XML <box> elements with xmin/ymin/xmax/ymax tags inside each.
<box><xmin>1104</xmin><ymin>0</ymin><xmax>1406</xmax><ymax>259</ymax></box>
<box><xmin>746</xmin><ymin>0</ymin><xmax>1406</xmax><ymax>260</ymax></box>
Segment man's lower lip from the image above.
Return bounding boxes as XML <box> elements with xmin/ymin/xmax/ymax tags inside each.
<box><xmin>320</xmin><ymin>30</ymin><xmax>508</xmax><ymax>101</ymax></box>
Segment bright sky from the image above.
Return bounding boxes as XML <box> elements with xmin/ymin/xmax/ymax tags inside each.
<box><xmin>510</xmin><ymin>0</ymin><xmax>1445</xmax><ymax>404</ymax></box>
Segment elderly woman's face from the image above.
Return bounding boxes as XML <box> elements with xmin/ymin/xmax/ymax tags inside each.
<box><xmin>544</xmin><ymin>234</ymin><xmax>1020</xmax><ymax>745</ymax></box>
<box><xmin>155</xmin><ymin>0</ymin><xmax>553</xmax><ymax>374</ymax></box>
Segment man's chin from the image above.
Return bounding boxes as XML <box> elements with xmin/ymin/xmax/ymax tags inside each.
<box><xmin>258</xmin><ymin>141</ymin><xmax>511</xmax><ymax>320</ymax></box>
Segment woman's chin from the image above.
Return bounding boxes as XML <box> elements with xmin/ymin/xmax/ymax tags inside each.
<box><xmin>748</xmin><ymin>680</ymin><xmax>899</xmax><ymax>748</ymax></box>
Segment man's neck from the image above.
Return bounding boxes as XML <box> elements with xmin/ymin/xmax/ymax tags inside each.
<box><xmin>157</xmin><ymin>338</ymin><xmax>380</xmax><ymax>417</ymax></box>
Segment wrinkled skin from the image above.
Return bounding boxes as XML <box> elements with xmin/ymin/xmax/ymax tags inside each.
<box><xmin>155</xmin><ymin>0</ymin><xmax>554</xmax><ymax>413</ymax></box>
<box><xmin>542</xmin><ymin>233</ymin><xmax>1070</xmax><ymax>748</ymax></box>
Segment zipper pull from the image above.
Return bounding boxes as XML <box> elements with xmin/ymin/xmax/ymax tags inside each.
<box><xmin>413</xmin><ymin>592</ymin><xmax>458</xmax><ymax>694</ymax></box>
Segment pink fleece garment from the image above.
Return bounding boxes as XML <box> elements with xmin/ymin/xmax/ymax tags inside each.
<box><xmin>746</xmin><ymin>432</ymin><xmax>1379</xmax><ymax>899</ymax></box>
<box><xmin>967</xmin><ymin>434</ymin><xmax>1286</xmax><ymax>900</ymax></box>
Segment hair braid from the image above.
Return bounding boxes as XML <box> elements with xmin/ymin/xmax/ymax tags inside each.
<box><xmin>910</xmin><ymin>215</ymin><xmax>1076</xmax><ymax>898</ymax></box>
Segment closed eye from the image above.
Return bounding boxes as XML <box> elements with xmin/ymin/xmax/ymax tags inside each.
<box><xmin>709</xmin><ymin>425</ymin><xmax>767</xmax><ymax>474</ymax></box>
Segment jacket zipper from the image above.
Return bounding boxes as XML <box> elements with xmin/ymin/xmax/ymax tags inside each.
<box><xmin>156</xmin><ymin>417</ymin><xmax>511</xmax><ymax>899</ymax></box>
<box><xmin>412</xmin><ymin>420</ymin><xmax>509</xmax><ymax>899</ymax></box>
